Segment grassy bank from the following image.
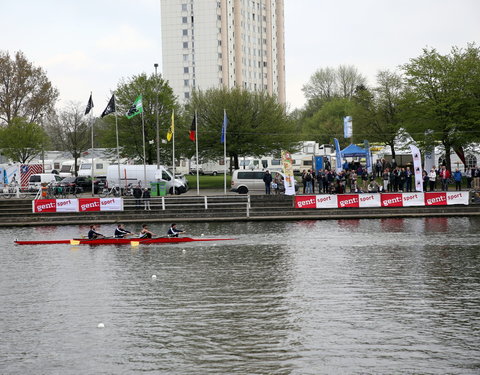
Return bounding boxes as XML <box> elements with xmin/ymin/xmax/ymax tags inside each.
<box><xmin>185</xmin><ymin>174</ymin><xmax>232</xmax><ymax>189</ymax></box>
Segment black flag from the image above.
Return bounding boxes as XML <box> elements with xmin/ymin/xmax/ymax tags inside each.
<box><xmin>101</xmin><ymin>95</ymin><xmax>116</xmax><ymax>118</ymax></box>
<box><xmin>85</xmin><ymin>93</ymin><xmax>94</xmax><ymax>115</ymax></box>
<box><xmin>189</xmin><ymin>114</ymin><xmax>196</xmax><ymax>142</ymax></box>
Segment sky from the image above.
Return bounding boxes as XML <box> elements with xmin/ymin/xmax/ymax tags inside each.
<box><xmin>1</xmin><ymin>0</ymin><xmax>479</xmax><ymax>112</ymax></box>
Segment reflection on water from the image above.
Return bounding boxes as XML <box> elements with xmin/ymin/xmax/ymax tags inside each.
<box><xmin>1</xmin><ymin>217</ymin><xmax>479</xmax><ymax>374</ymax></box>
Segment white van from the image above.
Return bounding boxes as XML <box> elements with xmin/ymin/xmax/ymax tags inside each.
<box><xmin>28</xmin><ymin>173</ymin><xmax>63</xmax><ymax>190</ymax></box>
<box><xmin>106</xmin><ymin>164</ymin><xmax>188</xmax><ymax>195</ymax></box>
<box><xmin>230</xmin><ymin>170</ymin><xmax>298</xmax><ymax>194</ymax></box>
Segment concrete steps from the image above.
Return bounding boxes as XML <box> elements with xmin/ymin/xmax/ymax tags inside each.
<box><xmin>0</xmin><ymin>194</ymin><xmax>479</xmax><ymax>227</ymax></box>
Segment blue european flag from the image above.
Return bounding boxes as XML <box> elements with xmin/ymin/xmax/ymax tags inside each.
<box><xmin>220</xmin><ymin>110</ymin><xmax>228</xmax><ymax>144</ymax></box>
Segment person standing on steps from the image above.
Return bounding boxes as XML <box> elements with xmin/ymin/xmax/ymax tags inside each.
<box><xmin>133</xmin><ymin>184</ymin><xmax>142</xmax><ymax>208</ymax></box>
<box><xmin>453</xmin><ymin>169</ymin><xmax>462</xmax><ymax>191</ymax></box>
<box><xmin>142</xmin><ymin>188</ymin><xmax>151</xmax><ymax>210</ymax></box>
<box><xmin>263</xmin><ymin>170</ymin><xmax>273</xmax><ymax>195</ymax></box>
<box><xmin>428</xmin><ymin>168</ymin><xmax>437</xmax><ymax>191</ymax></box>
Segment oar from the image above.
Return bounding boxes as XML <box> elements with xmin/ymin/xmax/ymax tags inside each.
<box><xmin>77</xmin><ymin>236</ymin><xmax>113</xmax><ymax>241</ymax></box>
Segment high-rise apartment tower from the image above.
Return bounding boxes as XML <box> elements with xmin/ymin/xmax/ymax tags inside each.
<box><xmin>160</xmin><ymin>0</ymin><xmax>285</xmax><ymax>104</ymax></box>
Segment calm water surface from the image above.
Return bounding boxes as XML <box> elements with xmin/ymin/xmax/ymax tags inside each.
<box><xmin>1</xmin><ymin>217</ymin><xmax>479</xmax><ymax>374</ymax></box>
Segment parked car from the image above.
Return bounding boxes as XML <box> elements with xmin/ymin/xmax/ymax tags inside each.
<box><xmin>93</xmin><ymin>176</ymin><xmax>107</xmax><ymax>194</ymax></box>
<box><xmin>230</xmin><ymin>170</ymin><xmax>298</xmax><ymax>194</ymax></box>
<box><xmin>59</xmin><ymin>176</ymin><xmax>92</xmax><ymax>193</ymax></box>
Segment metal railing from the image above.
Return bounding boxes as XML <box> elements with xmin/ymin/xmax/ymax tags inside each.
<box><xmin>125</xmin><ymin>195</ymin><xmax>252</xmax><ymax>217</ymax></box>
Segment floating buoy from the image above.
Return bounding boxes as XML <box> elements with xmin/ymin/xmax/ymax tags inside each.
<box><xmin>97</xmin><ymin>323</ymin><xmax>105</xmax><ymax>328</ymax></box>
<box><xmin>201</xmin><ymin>233</ymin><xmax>204</xmax><ymax>237</ymax></box>
<box><xmin>151</xmin><ymin>275</ymin><xmax>157</xmax><ymax>280</ymax></box>
<box><xmin>182</xmin><ymin>249</ymin><xmax>186</xmax><ymax>253</ymax></box>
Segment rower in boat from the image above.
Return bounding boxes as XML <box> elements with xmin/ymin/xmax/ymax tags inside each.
<box><xmin>114</xmin><ymin>223</ymin><xmax>133</xmax><ymax>238</ymax></box>
<box><xmin>167</xmin><ymin>223</ymin><xmax>185</xmax><ymax>237</ymax></box>
<box><xmin>139</xmin><ymin>224</ymin><xmax>156</xmax><ymax>239</ymax></box>
<box><xmin>88</xmin><ymin>225</ymin><xmax>105</xmax><ymax>240</ymax></box>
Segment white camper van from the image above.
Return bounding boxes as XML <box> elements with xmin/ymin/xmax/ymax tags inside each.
<box><xmin>106</xmin><ymin>165</ymin><xmax>188</xmax><ymax>195</ymax></box>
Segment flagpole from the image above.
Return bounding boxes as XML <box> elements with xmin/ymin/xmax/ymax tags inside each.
<box><xmin>172</xmin><ymin>109</ymin><xmax>175</xmax><ymax>195</ymax></box>
<box><xmin>90</xmin><ymin>93</ymin><xmax>94</xmax><ymax>196</ymax></box>
<box><xmin>195</xmin><ymin>110</ymin><xmax>199</xmax><ymax>195</ymax></box>
<box><xmin>141</xmin><ymin>110</ymin><xmax>147</xmax><ymax>187</ymax></box>
<box><xmin>223</xmin><ymin>109</ymin><xmax>227</xmax><ymax>195</ymax></box>
<box><xmin>114</xmin><ymin>95</ymin><xmax>121</xmax><ymax>189</ymax></box>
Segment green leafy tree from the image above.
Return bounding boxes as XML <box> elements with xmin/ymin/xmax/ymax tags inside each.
<box><xmin>186</xmin><ymin>87</ymin><xmax>298</xmax><ymax>170</ymax></box>
<box><xmin>353</xmin><ymin>70</ymin><xmax>405</xmax><ymax>160</ymax></box>
<box><xmin>0</xmin><ymin>51</ymin><xmax>58</xmax><ymax>125</ymax></box>
<box><xmin>301</xmin><ymin>97</ymin><xmax>355</xmax><ymax>146</ymax></box>
<box><xmin>298</xmin><ymin>65</ymin><xmax>366</xmax><ymax>137</ymax></box>
<box><xmin>0</xmin><ymin>117</ymin><xmax>48</xmax><ymax>163</ymax></box>
<box><xmin>99</xmin><ymin>73</ymin><xmax>178</xmax><ymax>165</ymax></box>
<box><xmin>402</xmin><ymin>44</ymin><xmax>480</xmax><ymax>170</ymax></box>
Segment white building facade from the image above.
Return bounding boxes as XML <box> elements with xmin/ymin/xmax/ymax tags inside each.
<box><xmin>160</xmin><ymin>0</ymin><xmax>285</xmax><ymax>103</ymax></box>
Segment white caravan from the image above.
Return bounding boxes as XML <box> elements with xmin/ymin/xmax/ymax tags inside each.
<box><xmin>190</xmin><ymin>158</ymin><xmax>230</xmax><ymax>175</ymax></box>
<box><xmin>77</xmin><ymin>158</ymin><xmax>110</xmax><ymax>177</ymax></box>
<box><xmin>58</xmin><ymin>160</ymin><xmax>75</xmax><ymax>177</ymax></box>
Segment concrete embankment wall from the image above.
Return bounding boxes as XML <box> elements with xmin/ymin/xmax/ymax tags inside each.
<box><xmin>0</xmin><ymin>195</ymin><xmax>479</xmax><ymax>227</ymax></box>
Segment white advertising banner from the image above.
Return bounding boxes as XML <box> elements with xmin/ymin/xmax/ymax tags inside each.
<box><xmin>281</xmin><ymin>150</ymin><xmax>296</xmax><ymax>196</ymax></box>
<box><xmin>410</xmin><ymin>144</ymin><xmax>423</xmax><ymax>192</ymax></box>
<box><xmin>402</xmin><ymin>192</ymin><xmax>425</xmax><ymax>207</ymax></box>
<box><xmin>344</xmin><ymin>116</ymin><xmax>353</xmax><ymax>138</ymax></box>
<box><xmin>56</xmin><ymin>199</ymin><xmax>79</xmax><ymax>212</ymax></box>
<box><xmin>424</xmin><ymin>146</ymin><xmax>434</xmax><ymax>173</ymax></box>
<box><xmin>358</xmin><ymin>193</ymin><xmax>381</xmax><ymax>208</ymax></box>
<box><xmin>316</xmin><ymin>194</ymin><xmax>338</xmax><ymax>208</ymax></box>
<box><xmin>100</xmin><ymin>198</ymin><xmax>124</xmax><ymax>211</ymax></box>
<box><xmin>446</xmin><ymin>192</ymin><xmax>469</xmax><ymax>205</ymax></box>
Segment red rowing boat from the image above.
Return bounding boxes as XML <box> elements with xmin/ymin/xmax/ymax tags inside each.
<box><xmin>14</xmin><ymin>237</ymin><xmax>234</xmax><ymax>245</ymax></box>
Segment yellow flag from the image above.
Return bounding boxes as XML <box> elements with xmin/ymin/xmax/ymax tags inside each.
<box><xmin>167</xmin><ymin>110</ymin><xmax>174</xmax><ymax>141</ymax></box>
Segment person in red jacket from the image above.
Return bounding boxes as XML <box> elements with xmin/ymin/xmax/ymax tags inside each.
<box><xmin>440</xmin><ymin>165</ymin><xmax>451</xmax><ymax>191</ymax></box>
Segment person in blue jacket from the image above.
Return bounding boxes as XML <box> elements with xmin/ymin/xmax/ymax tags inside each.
<box><xmin>453</xmin><ymin>169</ymin><xmax>462</xmax><ymax>191</ymax></box>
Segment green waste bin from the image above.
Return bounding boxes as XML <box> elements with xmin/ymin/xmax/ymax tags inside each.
<box><xmin>158</xmin><ymin>181</ymin><xmax>167</xmax><ymax>196</ymax></box>
<box><xmin>150</xmin><ymin>182</ymin><xmax>159</xmax><ymax>197</ymax></box>
<box><xmin>150</xmin><ymin>181</ymin><xmax>168</xmax><ymax>197</ymax></box>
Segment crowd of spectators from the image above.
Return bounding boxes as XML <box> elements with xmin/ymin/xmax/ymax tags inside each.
<box><xmin>299</xmin><ymin>159</ymin><xmax>480</xmax><ymax>195</ymax></box>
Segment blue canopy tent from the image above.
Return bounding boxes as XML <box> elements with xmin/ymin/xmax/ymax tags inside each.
<box><xmin>341</xmin><ymin>144</ymin><xmax>368</xmax><ymax>158</ymax></box>
<box><xmin>334</xmin><ymin>139</ymin><xmax>372</xmax><ymax>172</ymax></box>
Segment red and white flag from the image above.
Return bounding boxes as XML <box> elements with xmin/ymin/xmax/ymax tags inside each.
<box><xmin>20</xmin><ymin>164</ymin><xmax>43</xmax><ymax>188</ymax></box>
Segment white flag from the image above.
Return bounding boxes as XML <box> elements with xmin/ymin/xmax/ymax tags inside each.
<box><xmin>343</xmin><ymin>116</ymin><xmax>353</xmax><ymax>138</ymax></box>
<box><xmin>410</xmin><ymin>145</ymin><xmax>423</xmax><ymax>192</ymax></box>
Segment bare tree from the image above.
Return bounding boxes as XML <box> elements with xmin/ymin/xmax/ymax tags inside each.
<box><xmin>48</xmin><ymin>102</ymin><xmax>91</xmax><ymax>176</ymax></box>
<box><xmin>0</xmin><ymin>51</ymin><xmax>58</xmax><ymax>125</ymax></box>
<box><xmin>353</xmin><ymin>70</ymin><xmax>404</xmax><ymax>159</ymax></box>
<box><xmin>302</xmin><ymin>67</ymin><xmax>337</xmax><ymax>101</ymax></box>
<box><xmin>302</xmin><ymin>65</ymin><xmax>366</xmax><ymax>102</ymax></box>
<box><xmin>337</xmin><ymin>65</ymin><xmax>367</xmax><ymax>99</ymax></box>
